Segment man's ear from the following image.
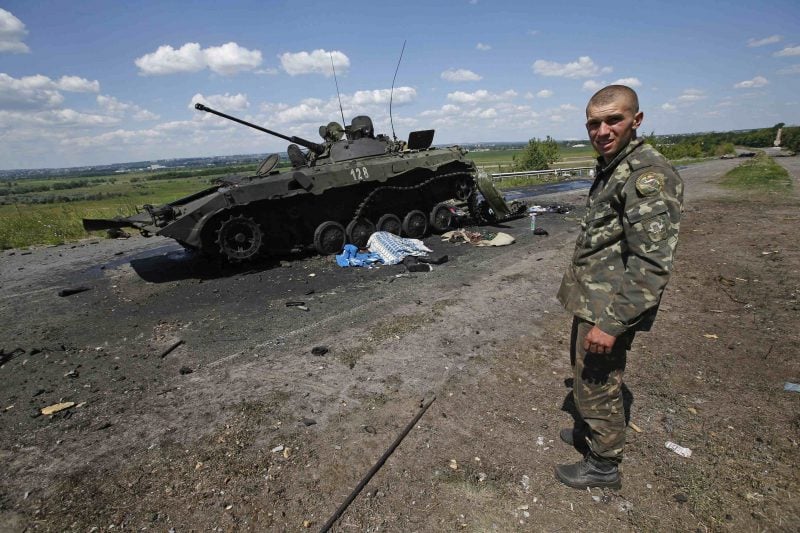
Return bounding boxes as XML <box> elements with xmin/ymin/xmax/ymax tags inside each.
<box><xmin>633</xmin><ymin>111</ymin><xmax>644</xmax><ymax>130</ymax></box>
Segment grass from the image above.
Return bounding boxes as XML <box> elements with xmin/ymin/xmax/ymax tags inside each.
<box><xmin>721</xmin><ymin>153</ymin><xmax>792</xmax><ymax>192</ymax></box>
<box><xmin>468</xmin><ymin>146</ymin><xmax>597</xmax><ymax>174</ymax></box>
<box><xmin>0</xmin><ymin>174</ymin><xmax>220</xmax><ymax>249</ymax></box>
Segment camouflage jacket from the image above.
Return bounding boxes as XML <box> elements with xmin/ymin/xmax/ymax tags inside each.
<box><xmin>557</xmin><ymin>138</ymin><xmax>684</xmax><ymax>337</ymax></box>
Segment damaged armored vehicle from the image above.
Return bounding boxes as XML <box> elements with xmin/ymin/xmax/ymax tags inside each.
<box><xmin>83</xmin><ymin>103</ymin><xmax>515</xmax><ymax>262</ymax></box>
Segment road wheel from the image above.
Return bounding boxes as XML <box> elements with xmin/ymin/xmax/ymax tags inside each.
<box><xmin>345</xmin><ymin>217</ymin><xmax>375</xmax><ymax>248</ymax></box>
<box><xmin>215</xmin><ymin>215</ymin><xmax>264</xmax><ymax>262</ymax></box>
<box><xmin>313</xmin><ymin>221</ymin><xmax>346</xmax><ymax>255</ymax></box>
<box><xmin>402</xmin><ymin>210</ymin><xmax>428</xmax><ymax>238</ymax></box>
<box><xmin>429</xmin><ymin>202</ymin><xmax>454</xmax><ymax>233</ymax></box>
<box><xmin>376</xmin><ymin>214</ymin><xmax>402</xmax><ymax>235</ymax></box>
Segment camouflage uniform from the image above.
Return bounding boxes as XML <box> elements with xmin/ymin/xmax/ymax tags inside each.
<box><xmin>557</xmin><ymin>138</ymin><xmax>683</xmax><ymax>462</ymax></box>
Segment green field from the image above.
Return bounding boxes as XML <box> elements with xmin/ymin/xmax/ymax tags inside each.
<box><xmin>469</xmin><ymin>145</ymin><xmax>596</xmax><ymax>173</ymax></box>
<box><xmin>0</xmin><ymin>172</ymin><xmax>241</xmax><ymax>249</ymax></box>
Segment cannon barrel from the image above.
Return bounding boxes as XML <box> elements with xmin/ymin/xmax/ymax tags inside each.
<box><xmin>194</xmin><ymin>103</ymin><xmax>325</xmax><ymax>155</ymax></box>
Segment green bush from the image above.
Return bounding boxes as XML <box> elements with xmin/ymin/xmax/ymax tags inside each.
<box><xmin>513</xmin><ymin>136</ymin><xmax>560</xmax><ymax>171</ymax></box>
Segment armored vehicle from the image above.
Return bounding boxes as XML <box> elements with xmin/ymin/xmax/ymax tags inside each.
<box><xmin>83</xmin><ymin>103</ymin><xmax>513</xmax><ymax>262</ymax></box>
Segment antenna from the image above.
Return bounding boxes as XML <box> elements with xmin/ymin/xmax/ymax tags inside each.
<box><xmin>389</xmin><ymin>40</ymin><xmax>406</xmax><ymax>142</ymax></box>
<box><xmin>330</xmin><ymin>53</ymin><xmax>347</xmax><ymax>128</ymax></box>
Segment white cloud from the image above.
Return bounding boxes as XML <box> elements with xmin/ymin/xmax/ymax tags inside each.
<box><xmin>135</xmin><ymin>42</ymin><xmax>262</xmax><ymax>76</ymax></box>
<box><xmin>661</xmin><ymin>103</ymin><xmax>677</xmax><ymax>112</ymax></box>
<box><xmin>0</xmin><ymin>8</ymin><xmax>29</xmax><ymax>53</ymax></box>
<box><xmin>255</xmin><ymin>67</ymin><xmax>279</xmax><ymax>75</ymax></box>
<box><xmin>420</xmin><ymin>104</ymin><xmax>462</xmax><ymax>118</ymax></box>
<box><xmin>96</xmin><ymin>95</ymin><xmax>159</xmax><ymax>121</ymax></box>
<box><xmin>582</xmin><ymin>80</ymin><xmax>603</xmax><ymax>92</ymax></box>
<box><xmin>204</xmin><ymin>42</ymin><xmax>263</xmax><ymax>75</ymax></box>
<box><xmin>274</xmin><ymin>103</ymin><xmax>327</xmax><ymax>124</ymax></box>
<box><xmin>446</xmin><ymin>89</ymin><xmax>517</xmax><ymax>104</ymax></box>
<box><xmin>778</xmin><ymin>64</ymin><xmax>800</xmax><ymax>75</ymax></box>
<box><xmin>536</xmin><ymin>89</ymin><xmax>553</xmax><ymax>98</ymax></box>
<box><xmin>349</xmin><ymin>87</ymin><xmax>416</xmax><ymax>106</ymax></box>
<box><xmin>0</xmin><ymin>108</ymin><xmax>118</xmax><ymax>128</ymax></box>
<box><xmin>190</xmin><ymin>92</ymin><xmax>250</xmax><ymax>111</ymax></box>
<box><xmin>677</xmin><ymin>89</ymin><xmax>706</xmax><ymax>102</ymax></box>
<box><xmin>441</xmin><ymin>68</ymin><xmax>482</xmax><ymax>82</ymax></box>
<box><xmin>135</xmin><ymin>43</ymin><xmax>206</xmax><ymax>75</ymax></box>
<box><xmin>775</xmin><ymin>46</ymin><xmax>800</xmax><ymax>57</ymax></box>
<box><xmin>64</xmin><ymin>128</ymin><xmax>163</xmax><ymax>149</ymax></box>
<box><xmin>57</xmin><ymin>75</ymin><xmax>100</xmax><ymax>93</ymax></box>
<box><xmin>279</xmin><ymin>49</ymin><xmax>350</xmax><ymax>76</ymax></box>
<box><xmin>747</xmin><ymin>35</ymin><xmax>782</xmax><ymax>47</ymax></box>
<box><xmin>533</xmin><ymin>56</ymin><xmax>612</xmax><ymax>78</ymax></box>
<box><xmin>133</xmin><ymin>109</ymin><xmax>159</xmax><ymax>121</ymax></box>
<box><xmin>0</xmin><ymin>73</ymin><xmax>100</xmax><ymax>110</ymax></box>
<box><xmin>734</xmin><ymin>76</ymin><xmax>768</xmax><ymax>89</ymax></box>
<box><xmin>527</xmin><ymin>30</ymin><xmax>539</xmax><ymax>36</ymax></box>
<box><xmin>476</xmin><ymin>42</ymin><xmax>491</xmax><ymax>51</ymax></box>
<box><xmin>612</xmin><ymin>77</ymin><xmax>641</xmax><ymax>88</ymax></box>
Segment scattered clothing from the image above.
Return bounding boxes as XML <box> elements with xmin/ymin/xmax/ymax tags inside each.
<box><xmin>441</xmin><ymin>230</ymin><xmax>515</xmax><ymax>247</ymax></box>
<box><xmin>528</xmin><ymin>204</ymin><xmax>571</xmax><ymax>215</ymax></box>
<box><xmin>475</xmin><ymin>232</ymin><xmax>515</xmax><ymax>247</ymax></box>
<box><xmin>335</xmin><ymin>244</ymin><xmax>382</xmax><ymax>267</ymax></box>
<box><xmin>419</xmin><ymin>254</ymin><xmax>448</xmax><ymax>265</ymax></box>
<box><xmin>366</xmin><ymin>231</ymin><xmax>432</xmax><ymax>265</ymax></box>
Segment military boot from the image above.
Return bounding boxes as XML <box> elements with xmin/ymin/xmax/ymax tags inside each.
<box><xmin>555</xmin><ymin>455</ymin><xmax>621</xmax><ymax>490</ymax></box>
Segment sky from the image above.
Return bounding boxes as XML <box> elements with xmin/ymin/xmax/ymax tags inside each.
<box><xmin>0</xmin><ymin>0</ymin><xmax>798</xmax><ymax>170</ymax></box>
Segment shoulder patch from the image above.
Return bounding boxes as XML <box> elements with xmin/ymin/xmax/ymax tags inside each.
<box><xmin>635</xmin><ymin>172</ymin><xmax>664</xmax><ymax>196</ymax></box>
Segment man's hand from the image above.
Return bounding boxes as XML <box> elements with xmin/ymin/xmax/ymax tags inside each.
<box><xmin>584</xmin><ymin>326</ymin><xmax>617</xmax><ymax>354</ymax></box>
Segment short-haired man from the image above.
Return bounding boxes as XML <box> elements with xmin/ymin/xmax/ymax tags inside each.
<box><xmin>555</xmin><ymin>85</ymin><xmax>683</xmax><ymax>489</ymax></box>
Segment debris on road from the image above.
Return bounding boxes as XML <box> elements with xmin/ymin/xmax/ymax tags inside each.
<box><xmin>418</xmin><ymin>254</ymin><xmax>448</xmax><ymax>265</ymax></box>
<box><xmin>335</xmin><ymin>244</ymin><xmax>382</xmax><ymax>268</ymax></box>
<box><xmin>442</xmin><ymin>230</ymin><xmax>515</xmax><ymax>247</ymax></box>
<box><xmin>366</xmin><ymin>232</ymin><xmax>433</xmax><ymax>265</ymax></box>
<box><xmin>159</xmin><ymin>339</ymin><xmax>184</xmax><ymax>358</ymax></box>
<box><xmin>784</xmin><ymin>382</ymin><xmax>800</xmax><ymax>393</ymax></box>
<box><xmin>0</xmin><ymin>347</ymin><xmax>25</xmax><ymax>365</ymax></box>
<box><xmin>41</xmin><ymin>402</ymin><xmax>76</xmax><ymax>416</ymax></box>
<box><xmin>665</xmin><ymin>441</ymin><xmax>692</xmax><ymax>458</ymax></box>
<box><xmin>57</xmin><ymin>286</ymin><xmax>91</xmax><ymax>297</ymax></box>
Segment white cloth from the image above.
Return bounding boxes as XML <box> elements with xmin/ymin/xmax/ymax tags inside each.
<box><xmin>366</xmin><ymin>231</ymin><xmax>432</xmax><ymax>265</ymax></box>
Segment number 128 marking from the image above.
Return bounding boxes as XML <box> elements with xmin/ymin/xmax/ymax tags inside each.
<box><xmin>350</xmin><ymin>166</ymin><xmax>370</xmax><ymax>181</ymax></box>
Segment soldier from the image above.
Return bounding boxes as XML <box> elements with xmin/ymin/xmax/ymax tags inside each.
<box><xmin>555</xmin><ymin>85</ymin><xmax>684</xmax><ymax>489</ymax></box>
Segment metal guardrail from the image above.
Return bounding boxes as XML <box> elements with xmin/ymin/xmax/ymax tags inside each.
<box><xmin>487</xmin><ymin>166</ymin><xmax>594</xmax><ymax>181</ymax></box>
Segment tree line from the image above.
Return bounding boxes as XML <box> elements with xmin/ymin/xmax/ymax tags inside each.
<box><xmin>512</xmin><ymin>124</ymin><xmax>797</xmax><ymax>171</ymax></box>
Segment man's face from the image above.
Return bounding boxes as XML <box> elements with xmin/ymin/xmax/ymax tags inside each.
<box><xmin>585</xmin><ymin>100</ymin><xmax>643</xmax><ymax>163</ymax></box>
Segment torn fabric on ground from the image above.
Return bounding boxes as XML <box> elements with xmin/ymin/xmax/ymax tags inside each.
<box><xmin>367</xmin><ymin>231</ymin><xmax>432</xmax><ymax>265</ymax></box>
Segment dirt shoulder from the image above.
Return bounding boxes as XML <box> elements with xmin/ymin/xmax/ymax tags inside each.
<box><xmin>1</xmin><ymin>157</ymin><xmax>799</xmax><ymax>531</ymax></box>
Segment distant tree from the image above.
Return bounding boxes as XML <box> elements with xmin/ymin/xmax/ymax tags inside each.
<box><xmin>713</xmin><ymin>142</ymin><xmax>736</xmax><ymax>157</ymax></box>
<box><xmin>781</xmin><ymin>126</ymin><xmax>800</xmax><ymax>152</ymax></box>
<box><xmin>513</xmin><ymin>136</ymin><xmax>559</xmax><ymax>171</ymax></box>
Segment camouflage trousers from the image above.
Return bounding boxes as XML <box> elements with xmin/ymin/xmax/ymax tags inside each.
<box><xmin>570</xmin><ymin>317</ymin><xmax>634</xmax><ymax>463</ymax></box>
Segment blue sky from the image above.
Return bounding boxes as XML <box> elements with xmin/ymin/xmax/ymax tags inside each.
<box><xmin>1</xmin><ymin>0</ymin><xmax>798</xmax><ymax>170</ymax></box>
